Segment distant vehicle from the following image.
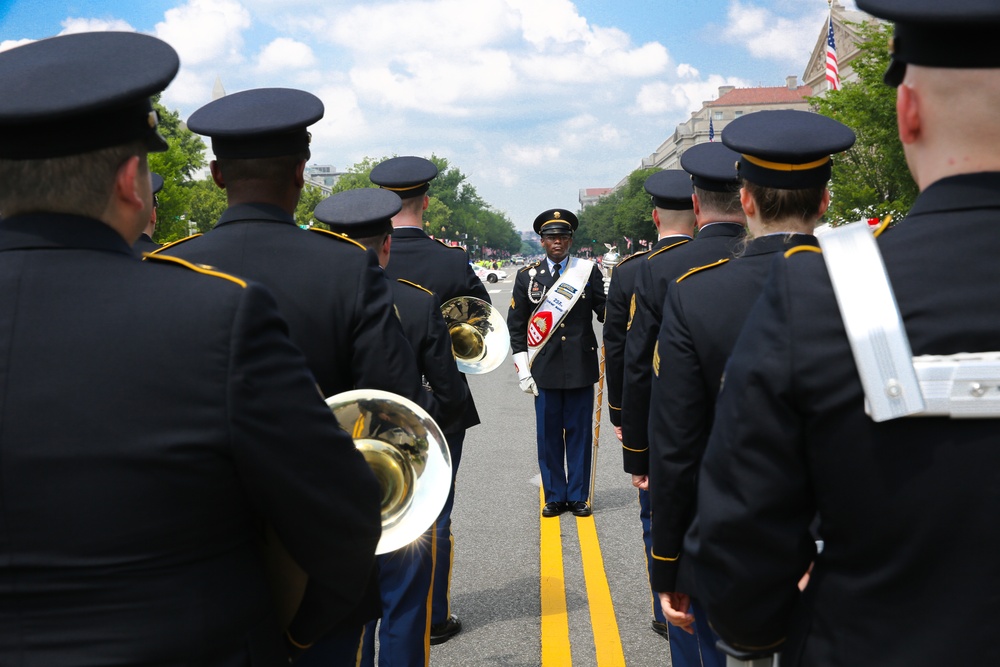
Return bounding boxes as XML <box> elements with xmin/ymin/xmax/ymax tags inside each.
<box><xmin>512</xmin><ymin>255</ymin><xmax>525</xmax><ymax>264</ymax></box>
<box><xmin>472</xmin><ymin>264</ymin><xmax>508</xmax><ymax>284</ymax></box>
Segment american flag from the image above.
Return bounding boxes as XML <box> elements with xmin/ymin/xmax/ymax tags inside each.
<box><xmin>826</xmin><ymin>13</ymin><xmax>840</xmax><ymax>91</ymax></box>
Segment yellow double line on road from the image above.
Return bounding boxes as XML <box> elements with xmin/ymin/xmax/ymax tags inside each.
<box><xmin>539</xmin><ymin>488</ymin><xmax>626</xmax><ymax>666</ymax></box>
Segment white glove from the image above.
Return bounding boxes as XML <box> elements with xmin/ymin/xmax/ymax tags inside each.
<box><xmin>512</xmin><ymin>351</ymin><xmax>539</xmax><ymax>396</ymax></box>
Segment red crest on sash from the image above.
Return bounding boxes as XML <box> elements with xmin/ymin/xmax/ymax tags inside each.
<box><xmin>527</xmin><ymin>311</ymin><xmax>553</xmax><ymax>347</ymax></box>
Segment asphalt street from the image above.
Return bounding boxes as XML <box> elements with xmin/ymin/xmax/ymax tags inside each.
<box><xmin>426</xmin><ymin>272</ymin><xmax>674</xmax><ymax>667</ymax></box>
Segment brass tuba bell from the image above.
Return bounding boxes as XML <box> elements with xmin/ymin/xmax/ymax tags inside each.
<box><xmin>264</xmin><ymin>389</ymin><xmax>452</xmax><ymax>631</ymax></box>
<box><xmin>441</xmin><ymin>296</ymin><xmax>510</xmax><ymax>374</ymax></box>
<box><xmin>326</xmin><ymin>389</ymin><xmax>452</xmax><ymax>555</ymax></box>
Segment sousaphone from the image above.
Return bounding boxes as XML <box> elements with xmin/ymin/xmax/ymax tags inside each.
<box><xmin>441</xmin><ymin>296</ymin><xmax>510</xmax><ymax>374</ymax></box>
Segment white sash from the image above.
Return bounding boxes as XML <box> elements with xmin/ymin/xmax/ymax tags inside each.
<box><xmin>526</xmin><ymin>257</ymin><xmax>594</xmax><ymax>367</ymax></box>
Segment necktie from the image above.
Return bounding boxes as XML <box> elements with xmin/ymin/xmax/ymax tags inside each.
<box><xmin>552</xmin><ymin>262</ymin><xmax>561</xmax><ymax>281</ymax></box>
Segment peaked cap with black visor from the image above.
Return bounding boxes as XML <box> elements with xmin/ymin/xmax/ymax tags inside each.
<box><xmin>679</xmin><ymin>142</ymin><xmax>741</xmax><ymax>193</ymax></box>
<box><xmin>369</xmin><ymin>156</ymin><xmax>439</xmax><ymax>199</ymax></box>
<box><xmin>533</xmin><ymin>208</ymin><xmax>578</xmax><ymax>237</ymax></box>
<box><xmin>722</xmin><ymin>110</ymin><xmax>856</xmax><ymax>190</ymax></box>
<box><xmin>0</xmin><ymin>32</ymin><xmax>179</xmax><ymax>160</ymax></box>
<box><xmin>856</xmin><ymin>0</ymin><xmax>1000</xmax><ymax>87</ymax></box>
<box><xmin>313</xmin><ymin>188</ymin><xmax>403</xmax><ymax>239</ymax></box>
<box><xmin>643</xmin><ymin>170</ymin><xmax>695</xmax><ymax>209</ymax></box>
<box><xmin>186</xmin><ymin>88</ymin><xmax>323</xmax><ymax>159</ymax></box>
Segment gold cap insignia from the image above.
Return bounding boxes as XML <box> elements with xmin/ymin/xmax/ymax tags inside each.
<box><xmin>148</xmin><ymin>110</ymin><xmax>159</xmax><ymax>129</ymax></box>
<box><xmin>553</xmin><ymin>211</ymin><xmax>561</xmax><ymax>219</ymax></box>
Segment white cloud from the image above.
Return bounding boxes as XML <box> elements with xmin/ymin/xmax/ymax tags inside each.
<box><xmin>507</xmin><ymin>0</ymin><xmax>591</xmax><ymax>47</ymax></box>
<box><xmin>310</xmin><ymin>84</ymin><xmax>368</xmax><ymax>144</ymax></box>
<box><xmin>503</xmin><ymin>143</ymin><xmax>561</xmax><ymax>166</ymax></box>
<box><xmin>161</xmin><ymin>67</ymin><xmax>215</xmax><ymax>108</ymax></box>
<box><xmin>154</xmin><ymin>0</ymin><xmax>251</xmax><ymax>67</ymax></box>
<box><xmin>634</xmin><ymin>74</ymin><xmax>750</xmax><ymax>116</ymax></box>
<box><xmin>320</xmin><ymin>0</ymin><xmax>517</xmax><ymax>55</ymax></box>
<box><xmin>676</xmin><ymin>63</ymin><xmax>700</xmax><ymax>79</ymax></box>
<box><xmin>0</xmin><ymin>38</ymin><xmax>34</xmax><ymax>53</ymax></box>
<box><xmin>723</xmin><ymin>1</ymin><xmax>824</xmax><ymax>63</ymax></box>
<box><xmin>255</xmin><ymin>38</ymin><xmax>316</xmax><ymax>73</ymax></box>
<box><xmin>59</xmin><ymin>17</ymin><xmax>136</xmax><ymax>33</ymax></box>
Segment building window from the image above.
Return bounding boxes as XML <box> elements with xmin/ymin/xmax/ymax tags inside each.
<box><xmin>734</xmin><ymin>111</ymin><xmax>744</xmax><ymax>118</ymax></box>
<box><xmin>714</xmin><ymin>111</ymin><xmax>724</xmax><ymax>120</ymax></box>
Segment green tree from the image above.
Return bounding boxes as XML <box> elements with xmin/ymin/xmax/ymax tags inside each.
<box><xmin>148</xmin><ymin>96</ymin><xmax>209</xmax><ymax>242</ymax></box>
<box><xmin>576</xmin><ymin>167</ymin><xmax>659</xmax><ymax>256</ymax></box>
<box><xmin>613</xmin><ymin>168</ymin><xmax>659</xmax><ymax>244</ymax></box>
<box><xmin>327</xmin><ymin>155</ymin><xmax>520</xmax><ymax>255</ymax></box>
<box><xmin>184</xmin><ymin>177</ymin><xmax>227</xmax><ymax>235</ymax></box>
<box><xmin>577</xmin><ymin>189</ymin><xmax>622</xmax><ymax>254</ymax></box>
<box><xmin>295</xmin><ymin>184</ymin><xmax>326</xmax><ymax>228</ymax></box>
<box><xmin>812</xmin><ymin>21</ymin><xmax>917</xmax><ymax>223</ymax></box>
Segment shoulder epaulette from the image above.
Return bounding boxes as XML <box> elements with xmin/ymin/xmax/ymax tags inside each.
<box><xmin>437</xmin><ymin>239</ymin><xmax>465</xmax><ymax>250</ymax></box>
<box><xmin>647</xmin><ymin>238</ymin><xmax>691</xmax><ymax>260</ymax></box>
<box><xmin>784</xmin><ymin>245</ymin><xmax>822</xmax><ymax>259</ymax></box>
<box><xmin>144</xmin><ymin>254</ymin><xmax>247</xmax><ymax>288</ymax></box>
<box><xmin>308</xmin><ymin>227</ymin><xmax>367</xmax><ymax>251</ymax></box>
<box><xmin>518</xmin><ymin>261</ymin><xmax>541</xmax><ymax>274</ymax></box>
<box><xmin>676</xmin><ymin>258</ymin><xmax>729</xmax><ymax>284</ymax></box>
<box><xmin>616</xmin><ymin>250</ymin><xmax>649</xmax><ymax>267</ymax></box>
<box><xmin>396</xmin><ymin>278</ymin><xmax>434</xmax><ymax>296</ymax></box>
<box><xmin>146</xmin><ymin>233</ymin><xmax>201</xmax><ymax>256</ymax></box>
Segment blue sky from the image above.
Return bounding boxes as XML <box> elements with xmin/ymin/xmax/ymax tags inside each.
<box><xmin>0</xmin><ymin>0</ymin><xmax>858</xmax><ymax>231</ymax></box>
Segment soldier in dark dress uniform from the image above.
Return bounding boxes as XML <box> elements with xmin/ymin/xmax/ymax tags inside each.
<box><xmin>602</xmin><ymin>169</ymin><xmax>695</xmax><ymax>644</ymax></box>
<box><xmin>648</xmin><ymin>113</ymin><xmax>854</xmax><ymax>667</ymax></box>
<box><xmin>617</xmin><ymin>147</ymin><xmax>746</xmax><ymax>666</ymax></box>
<box><xmin>620</xmin><ymin>148</ymin><xmax>746</xmax><ymax>490</ymax></box>
<box><xmin>371</xmin><ymin>156</ymin><xmax>491</xmax><ymax>644</ymax></box>
<box><xmin>133</xmin><ymin>171</ymin><xmax>163</xmax><ymax>254</ymax></box>
<box><xmin>0</xmin><ymin>32</ymin><xmax>380</xmax><ymax>666</ymax></box>
<box><xmin>314</xmin><ymin>187</ymin><xmax>468</xmax><ymax>667</ymax></box>
<box><xmin>507</xmin><ymin>209</ymin><xmax>606</xmax><ymax>518</ymax></box>
<box><xmin>154</xmin><ymin>88</ymin><xmax>430</xmax><ymax>660</ymax></box>
<box><xmin>689</xmin><ymin>3</ymin><xmax>1000</xmax><ymax>665</ymax></box>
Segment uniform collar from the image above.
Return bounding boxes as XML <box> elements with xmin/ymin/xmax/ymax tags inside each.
<box><xmin>653</xmin><ymin>234</ymin><xmax>692</xmax><ymax>250</ymax></box>
<box><xmin>546</xmin><ymin>256</ymin><xmax>569</xmax><ymax>273</ymax></box>
<box><xmin>0</xmin><ymin>213</ymin><xmax>135</xmax><ymax>256</ymax></box>
<box><xmin>907</xmin><ymin>172</ymin><xmax>1000</xmax><ymax>219</ymax></box>
<box><xmin>742</xmin><ymin>233</ymin><xmax>817</xmax><ymax>257</ymax></box>
<box><xmin>696</xmin><ymin>221</ymin><xmax>745</xmax><ymax>238</ymax></box>
<box><xmin>216</xmin><ymin>202</ymin><xmax>296</xmax><ymax>228</ymax></box>
<box><xmin>391</xmin><ymin>227</ymin><xmax>429</xmax><ymax>239</ymax></box>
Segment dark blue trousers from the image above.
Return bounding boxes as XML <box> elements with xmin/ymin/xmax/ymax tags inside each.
<box><xmin>430</xmin><ymin>429</ymin><xmax>464</xmax><ymax>625</ymax></box>
<box><xmin>638</xmin><ymin>489</ymin><xmax>667</xmax><ymax>626</ymax></box>
<box><xmin>359</xmin><ymin>528</ymin><xmax>434</xmax><ymax>667</ymax></box>
<box><xmin>295</xmin><ymin>623</ymin><xmax>364</xmax><ymax>666</ymax></box>
<box><xmin>534</xmin><ymin>386</ymin><xmax>592</xmax><ymax>503</ymax></box>
<box><xmin>667</xmin><ymin>598</ymin><xmax>726</xmax><ymax>667</ymax></box>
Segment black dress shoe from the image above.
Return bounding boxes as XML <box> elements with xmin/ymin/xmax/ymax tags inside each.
<box><xmin>430</xmin><ymin>613</ymin><xmax>462</xmax><ymax>645</ymax></box>
<box><xmin>569</xmin><ymin>501</ymin><xmax>592</xmax><ymax>517</ymax></box>
<box><xmin>651</xmin><ymin>619</ymin><xmax>670</xmax><ymax>640</ymax></box>
<box><xmin>541</xmin><ymin>501</ymin><xmax>566</xmax><ymax>518</ymax></box>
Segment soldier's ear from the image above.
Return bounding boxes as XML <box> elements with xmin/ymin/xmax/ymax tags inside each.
<box><xmin>739</xmin><ymin>187</ymin><xmax>756</xmax><ymax>219</ymax></box>
<box><xmin>293</xmin><ymin>159</ymin><xmax>306</xmax><ymax>189</ymax></box>
<box><xmin>896</xmin><ymin>83</ymin><xmax>921</xmax><ymax>146</ymax></box>
<box><xmin>209</xmin><ymin>160</ymin><xmax>226</xmax><ymax>190</ymax></box>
